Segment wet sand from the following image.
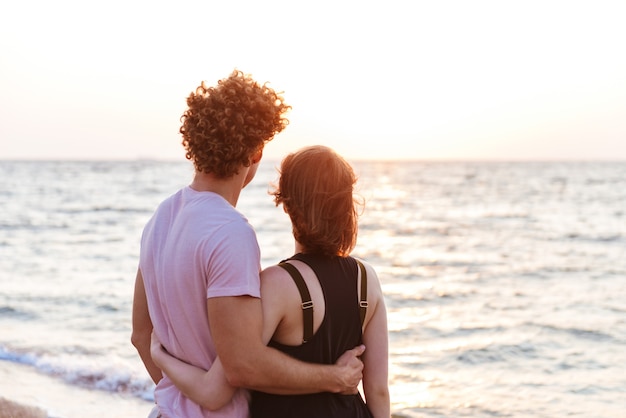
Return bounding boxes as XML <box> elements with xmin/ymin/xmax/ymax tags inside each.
<box><xmin>0</xmin><ymin>360</ymin><xmax>153</xmax><ymax>418</ymax></box>
<box><xmin>0</xmin><ymin>397</ymin><xmax>46</xmax><ymax>418</ymax></box>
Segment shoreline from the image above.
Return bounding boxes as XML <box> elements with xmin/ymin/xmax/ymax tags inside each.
<box><xmin>0</xmin><ymin>360</ymin><xmax>153</xmax><ymax>418</ymax></box>
<box><xmin>0</xmin><ymin>399</ymin><xmax>410</xmax><ymax>418</ymax></box>
<box><xmin>0</xmin><ymin>397</ymin><xmax>46</xmax><ymax>418</ymax></box>
<box><xmin>0</xmin><ymin>397</ymin><xmax>409</xmax><ymax>418</ymax></box>
<box><xmin>0</xmin><ymin>360</ymin><xmax>412</xmax><ymax>418</ymax></box>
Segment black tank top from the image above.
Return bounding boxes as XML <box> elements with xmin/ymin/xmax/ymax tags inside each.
<box><xmin>250</xmin><ymin>253</ymin><xmax>373</xmax><ymax>418</ymax></box>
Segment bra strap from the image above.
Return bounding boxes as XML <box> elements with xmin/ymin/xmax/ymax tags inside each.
<box><xmin>278</xmin><ymin>262</ymin><xmax>314</xmax><ymax>343</ymax></box>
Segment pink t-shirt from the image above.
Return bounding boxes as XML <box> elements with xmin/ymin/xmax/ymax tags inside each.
<box><xmin>140</xmin><ymin>187</ymin><xmax>261</xmax><ymax>418</ymax></box>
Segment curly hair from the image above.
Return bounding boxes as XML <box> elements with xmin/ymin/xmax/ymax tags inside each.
<box><xmin>180</xmin><ymin>70</ymin><xmax>290</xmax><ymax>178</ymax></box>
<box><xmin>271</xmin><ymin>145</ymin><xmax>362</xmax><ymax>257</ymax></box>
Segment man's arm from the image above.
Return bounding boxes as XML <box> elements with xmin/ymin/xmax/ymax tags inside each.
<box><xmin>131</xmin><ymin>268</ymin><xmax>163</xmax><ymax>384</ymax></box>
<box><xmin>147</xmin><ymin>269</ymin><xmax>364</xmax><ymax>404</ymax></box>
<box><xmin>148</xmin><ymin>305</ymin><xmax>365</xmax><ymax>402</ymax></box>
<box><xmin>207</xmin><ymin>295</ymin><xmax>364</xmax><ymax>394</ymax></box>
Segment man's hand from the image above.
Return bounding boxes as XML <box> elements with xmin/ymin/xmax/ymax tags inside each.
<box><xmin>334</xmin><ymin>344</ymin><xmax>366</xmax><ymax>394</ymax></box>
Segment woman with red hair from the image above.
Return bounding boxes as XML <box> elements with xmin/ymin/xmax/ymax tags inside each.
<box><xmin>152</xmin><ymin>145</ymin><xmax>390</xmax><ymax>417</ymax></box>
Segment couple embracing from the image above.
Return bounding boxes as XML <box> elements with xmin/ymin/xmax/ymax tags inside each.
<box><xmin>131</xmin><ymin>70</ymin><xmax>390</xmax><ymax>418</ymax></box>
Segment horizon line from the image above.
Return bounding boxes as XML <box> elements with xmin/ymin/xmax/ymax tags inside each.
<box><xmin>2</xmin><ymin>156</ymin><xmax>626</xmax><ymax>164</ymax></box>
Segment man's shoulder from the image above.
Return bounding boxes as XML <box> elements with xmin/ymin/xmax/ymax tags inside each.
<box><xmin>214</xmin><ymin>214</ymin><xmax>256</xmax><ymax>240</ymax></box>
<box><xmin>153</xmin><ymin>187</ymin><xmax>185</xmax><ymax>212</ymax></box>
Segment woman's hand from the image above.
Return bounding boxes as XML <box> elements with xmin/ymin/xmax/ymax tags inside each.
<box><xmin>150</xmin><ymin>331</ymin><xmax>166</xmax><ymax>368</ymax></box>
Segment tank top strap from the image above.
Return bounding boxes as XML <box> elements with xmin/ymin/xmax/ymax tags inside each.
<box><xmin>356</xmin><ymin>259</ymin><xmax>368</xmax><ymax>327</ymax></box>
<box><xmin>277</xmin><ymin>262</ymin><xmax>314</xmax><ymax>343</ymax></box>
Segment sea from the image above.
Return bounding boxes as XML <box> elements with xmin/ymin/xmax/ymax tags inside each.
<box><xmin>0</xmin><ymin>159</ymin><xmax>625</xmax><ymax>418</ymax></box>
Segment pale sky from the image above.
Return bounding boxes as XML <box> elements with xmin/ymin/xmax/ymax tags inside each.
<box><xmin>1</xmin><ymin>0</ymin><xmax>625</xmax><ymax>161</ymax></box>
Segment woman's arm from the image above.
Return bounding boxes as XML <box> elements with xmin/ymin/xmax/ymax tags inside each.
<box><xmin>361</xmin><ymin>262</ymin><xmax>391</xmax><ymax>418</ymax></box>
<box><xmin>150</xmin><ymin>333</ymin><xmax>236</xmax><ymax>411</ymax></box>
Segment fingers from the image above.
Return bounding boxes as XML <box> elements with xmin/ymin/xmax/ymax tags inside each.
<box><xmin>351</xmin><ymin>344</ymin><xmax>366</xmax><ymax>357</ymax></box>
<box><xmin>332</xmin><ymin>344</ymin><xmax>367</xmax><ymax>393</ymax></box>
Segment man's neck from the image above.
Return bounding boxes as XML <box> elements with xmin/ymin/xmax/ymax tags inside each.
<box><xmin>190</xmin><ymin>170</ymin><xmax>247</xmax><ymax>207</ymax></box>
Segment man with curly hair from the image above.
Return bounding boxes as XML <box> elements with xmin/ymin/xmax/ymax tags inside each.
<box><xmin>131</xmin><ymin>70</ymin><xmax>365</xmax><ymax>418</ymax></box>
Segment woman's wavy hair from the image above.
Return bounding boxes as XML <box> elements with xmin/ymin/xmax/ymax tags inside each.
<box><xmin>271</xmin><ymin>145</ymin><xmax>362</xmax><ymax>257</ymax></box>
<box><xmin>180</xmin><ymin>70</ymin><xmax>290</xmax><ymax>178</ymax></box>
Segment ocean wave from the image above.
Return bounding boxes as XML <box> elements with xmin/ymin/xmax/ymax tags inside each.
<box><xmin>555</xmin><ymin>358</ymin><xmax>608</xmax><ymax>372</ymax></box>
<box><xmin>530</xmin><ymin>323</ymin><xmax>616</xmax><ymax>343</ymax></box>
<box><xmin>0</xmin><ymin>305</ymin><xmax>39</xmax><ymax>320</ymax></box>
<box><xmin>456</xmin><ymin>342</ymin><xmax>538</xmax><ymax>365</ymax></box>
<box><xmin>561</xmin><ymin>233</ymin><xmax>623</xmax><ymax>243</ymax></box>
<box><xmin>384</xmin><ymin>287</ymin><xmax>475</xmax><ymax>309</ymax></box>
<box><xmin>0</xmin><ymin>345</ymin><xmax>154</xmax><ymax>402</ymax></box>
<box><xmin>481</xmin><ymin>212</ymin><xmax>531</xmax><ymax>220</ymax></box>
<box><xmin>0</xmin><ymin>220</ymin><xmax>71</xmax><ymax>231</ymax></box>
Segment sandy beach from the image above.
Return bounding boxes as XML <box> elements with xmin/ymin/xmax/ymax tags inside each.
<box><xmin>0</xmin><ymin>360</ymin><xmax>154</xmax><ymax>418</ymax></box>
<box><xmin>0</xmin><ymin>397</ymin><xmax>46</xmax><ymax>418</ymax></box>
<box><xmin>0</xmin><ymin>360</ymin><xmax>409</xmax><ymax>418</ymax></box>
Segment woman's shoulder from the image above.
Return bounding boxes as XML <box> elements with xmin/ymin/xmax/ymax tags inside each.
<box><xmin>351</xmin><ymin>257</ymin><xmax>379</xmax><ymax>280</ymax></box>
<box><xmin>260</xmin><ymin>263</ymin><xmax>297</xmax><ymax>287</ymax></box>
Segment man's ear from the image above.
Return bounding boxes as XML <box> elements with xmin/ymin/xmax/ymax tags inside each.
<box><xmin>251</xmin><ymin>148</ymin><xmax>263</xmax><ymax>164</ymax></box>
